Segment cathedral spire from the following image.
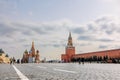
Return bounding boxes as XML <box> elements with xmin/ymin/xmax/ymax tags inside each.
<box><xmin>32</xmin><ymin>41</ymin><xmax>34</xmax><ymax>48</ymax></box>
<box><xmin>67</xmin><ymin>32</ymin><xmax>73</xmax><ymax>47</ymax></box>
<box><xmin>31</xmin><ymin>41</ymin><xmax>35</xmax><ymax>57</ymax></box>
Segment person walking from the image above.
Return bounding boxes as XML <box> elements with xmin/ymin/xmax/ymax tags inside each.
<box><xmin>10</xmin><ymin>58</ymin><xmax>12</xmax><ymax>65</ymax></box>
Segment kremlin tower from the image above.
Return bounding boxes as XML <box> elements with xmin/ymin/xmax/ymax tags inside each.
<box><xmin>61</xmin><ymin>32</ymin><xmax>75</xmax><ymax>62</ymax></box>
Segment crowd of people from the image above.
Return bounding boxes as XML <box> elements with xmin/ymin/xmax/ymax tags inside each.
<box><xmin>10</xmin><ymin>57</ymin><xmax>20</xmax><ymax>64</ymax></box>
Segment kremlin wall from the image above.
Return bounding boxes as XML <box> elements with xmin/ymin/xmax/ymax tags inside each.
<box><xmin>61</xmin><ymin>33</ymin><xmax>120</xmax><ymax>63</ymax></box>
<box><xmin>73</xmin><ymin>49</ymin><xmax>120</xmax><ymax>59</ymax></box>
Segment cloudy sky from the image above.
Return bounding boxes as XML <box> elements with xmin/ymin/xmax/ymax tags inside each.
<box><xmin>0</xmin><ymin>0</ymin><xmax>120</xmax><ymax>60</ymax></box>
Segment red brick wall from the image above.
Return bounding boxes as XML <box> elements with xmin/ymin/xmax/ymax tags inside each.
<box><xmin>73</xmin><ymin>49</ymin><xmax>120</xmax><ymax>59</ymax></box>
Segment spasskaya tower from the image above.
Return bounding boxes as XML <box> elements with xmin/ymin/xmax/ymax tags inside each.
<box><xmin>61</xmin><ymin>32</ymin><xmax>75</xmax><ymax>62</ymax></box>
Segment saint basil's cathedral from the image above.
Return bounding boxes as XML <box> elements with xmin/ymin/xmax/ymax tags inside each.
<box><xmin>21</xmin><ymin>42</ymin><xmax>40</xmax><ymax>63</ymax></box>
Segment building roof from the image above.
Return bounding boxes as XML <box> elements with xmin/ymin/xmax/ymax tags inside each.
<box><xmin>0</xmin><ymin>49</ymin><xmax>4</xmax><ymax>54</ymax></box>
<box><xmin>24</xmin><ymin>49</ymin><xmax>28</xmax><ymax>54</ymax></box>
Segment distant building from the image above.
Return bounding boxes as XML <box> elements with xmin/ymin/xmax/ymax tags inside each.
<box><xmin>0</xmin><ymin>49</ymin><xmax>10</xmax><ymax>63</ymax></box>
<box><xmin>21</xmin><ymin>42</ymin><xmax>40</xmax><ymax>63</ymax></box>
<box><xmin>61</xmin><ymin>32</ymin><xmax>120</xmax><ymax>63</ymax></box>
<box><xmin>61</xmin><ymin>32</ymin><xmax>75</xmax><ymax>62</ymax></box>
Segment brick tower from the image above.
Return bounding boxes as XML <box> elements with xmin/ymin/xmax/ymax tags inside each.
<box><xmin>61</xmin><ymin>32</ymin><xmax>75</xmax><ymax>62</ymax></box>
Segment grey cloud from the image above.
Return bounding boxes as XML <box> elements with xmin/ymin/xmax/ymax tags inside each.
<box><xmin>40</xmin><ymin>43</ymin><xmax>64</xmax><ymax>48</ymax></box>
<box><xmin>12</xmin><ymin>22</ymin><xmax>56</xmax><ymax>35</ymax></box>
<box><xmin>72</xmin><ymin>27</ymin><xmax>85</xmax><ymax>34</ymax></box>
<box><xmin>0</xmin><ymin>16</ymin><xmax>120</xmax><ymax>46</ymax></box>
<box><xmin>52</xmin><ymin>44</ymin><xmax>61</xmax><ymax>47</ymax></box>
<box><xmin>105</xmin><ymin>30</ymin><xmax>113</xmax><ymax>34</ymax></box>
<box><xmin>99</xmin><ymin>45</ymin><xmax>108</xmax><ymax>49</ymax></box>
<box><xmin>99</xmin><ymin>23</ymin><xmax>116</xmax><ymax>35</ymax></box>
<box><xmin>76</xmin><ymin>16</ymin><xmax>120</xmax><ymax>43</ymax></box>
<box><xmin>22</xmin><ymin>31</ymin><xmax>34</xmax><ymax>36</ymax></box>
<box><xmin>97</xmin><ymin>39</ymin><xmax>113</xmax><ymax>42</ymax></box>
<box><xmin>0</xmin><ymin>19</ymin><xmax>71</xmax><ymax>46</ymax></box>
<box><xmin>0</xmin><ymin>22</ymin><xmax>16</xmax><ymax>35</ymax></box>
<box><xmin>17</xmin><ymin>39</ymin><xmax>27</xmax><ymax>42</ymax></box>
<box><xmin>23</xmin><ymin>44</ymin><xmax>30</xmax><ymax>47</ymax></box>
<box><xmin>72</xmin><ymin>17</ymin><xmax>119</xmax><ymax>35</ymax></box>
<box><xmin>78</xmin><ymin>43</ymin><xmax>92</xmax><ymax>46</ymax></box>
<box><xmin>89</xmin><ymin>17</ymin><xmax>120</xmax><ymax>35</ymax></box>
<box><xmin>41</xmin><ymin>25</ymin><xmax>55</xmax><ymax>31</ymax></box>
<box><xmin>78</xmin><ymin>35</ymin><xmax>113</xmax><ymax>42</ymax></box>
<box><xmin>0</xmin><ymin>41</ymin><xmax>9</xmax><ymax>44</ymax></box>
<box><xmin>87</xmin><ymin>24</ymin><xmax>95</xmax><ymax>30</ymax></box>
<box><xmin>50</xmin><ymin>43</ymin><xmax>65</xmax><ymax>47</ymax></box>
<box><xmin>78</xmin><ymin>35</ymin><xmax>93</xmax><ymax>41</ymax></box>
<box><xmin>95</xmin><ymin>16</ymin><xmax>113</xmax><ymax>24</ymax></box>
<box><xmin>32</xmin><ymin>28</ymin><xmax>48</xmax><ymax>34</ymax></box>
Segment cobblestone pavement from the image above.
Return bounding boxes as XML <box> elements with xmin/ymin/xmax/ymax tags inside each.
<box><xmin>1</xmin><ymin>63</ymin><xmax>120</xmax><ymax>80</ymax></box>
<box><xmin>0</xmin><ymin>64</ymin><xmax>20</xmax><ymax>80</ymax></box>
